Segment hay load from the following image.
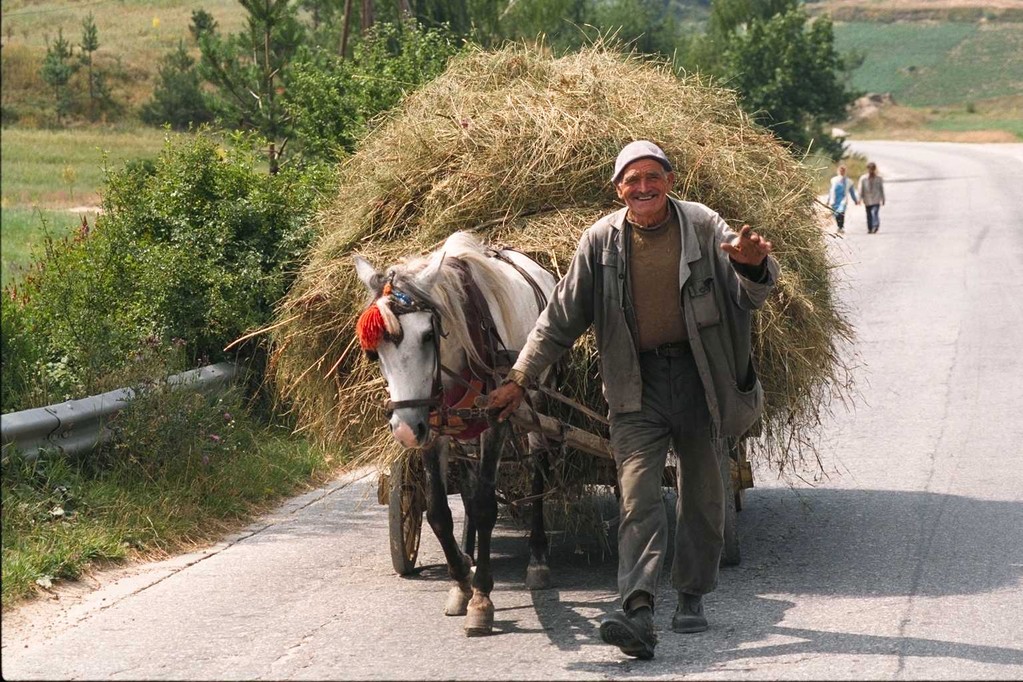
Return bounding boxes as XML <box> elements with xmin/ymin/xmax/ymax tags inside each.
<box><xmin>268</xmin><ymin>44</ymin><xmax>854</xmax><ymax>477</ymax></box>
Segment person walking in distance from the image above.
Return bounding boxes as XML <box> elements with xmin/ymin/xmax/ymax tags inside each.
<box><xmin>827</xmin><ymin>164</ymin><xmax>857</xmax><ymax>234</ymax></box>
<box><xmin>487</xmin><ymin>140</ymin><xmax>779</xmax><ymax>660</ymax></box>
<box><xmin>858</xmin><ymin>161</ymin><xmax>886</xmax><ymax>234</ymax></box>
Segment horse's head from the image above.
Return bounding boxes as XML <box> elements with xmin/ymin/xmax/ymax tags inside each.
<box><xmin>354</xmin><ymin>254</ymin><xmax>446</xmax><ymax>449</ymax></box>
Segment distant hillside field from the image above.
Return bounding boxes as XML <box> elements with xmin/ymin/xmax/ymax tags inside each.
<box><xmin>810</xmin><ymin>0</ymin><xmax>1023</xmax><ymax>22</ymax></box>
<box><xmin>833</xmin><ymin>20</ymin><xmax>1023</xmax><ymax>107</ymax></box>
<box><xmin>0</xmin><ymin>0</ymin><xmax>249</xmax><ymax>117</ymax></box>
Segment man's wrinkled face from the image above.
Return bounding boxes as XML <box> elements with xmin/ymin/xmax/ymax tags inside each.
<box><xmin>615</xmin><ymin>158</ymin><xmax>674</xmax><ymax>226</ymax></box>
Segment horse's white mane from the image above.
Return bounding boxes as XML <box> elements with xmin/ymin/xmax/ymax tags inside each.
<box><xmin>392</xmin><ymin>232</ymin><xmax>521</xmax><ymax>369</ymax></box>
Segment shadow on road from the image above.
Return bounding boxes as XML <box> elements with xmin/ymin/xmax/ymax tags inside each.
<box><xmin>538</xmin><ymin>486</ymin><xmax>1023</xmax><ymax>673</ymax></box>
<box><xmin>241</xmin><ymin>480</ymin><xmax>1023</xmax><ymax>672</ymax></box>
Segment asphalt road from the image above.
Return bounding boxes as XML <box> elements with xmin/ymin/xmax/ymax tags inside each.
<box><xmin>3</xmin><ymin>141</ymin><xmax>1022</xmax><ymax>680</ymax></box>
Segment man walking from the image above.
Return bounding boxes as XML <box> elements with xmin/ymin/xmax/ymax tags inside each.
<box><xmin>858</xmin><ymin>161</ymin><xmax>886</xmax><ymax>233</ymax></box>
<box><xmin>487</xmin><ymin>140</ymin><xmax>779</xmax><ymax>659</ymax></box>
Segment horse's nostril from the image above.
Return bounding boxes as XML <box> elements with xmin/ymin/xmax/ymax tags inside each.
<box><xmin>416</xmin><ymin>422</ymin><xmax>427</xmax><ymax>442</ymax></box>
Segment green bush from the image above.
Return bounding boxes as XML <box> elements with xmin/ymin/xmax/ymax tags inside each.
<box><xmin>285</xmin><ymin>21</ymin><xmax>464</xmax><ymax>162</ymax></box>
<box><xmin>1</xmin><ymin>293</ymin><xmax>43</xmax><ymax>412</ymax></box>
<box><xmin>1</xmin><ymin>131</ymin><xmax>334</xmax><ymax>412</ymax></box>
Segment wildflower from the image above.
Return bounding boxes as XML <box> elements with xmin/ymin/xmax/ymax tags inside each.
<box><xmin>210</xmin><ymin>434</ymin><xmax>221</xmax><ymax>444</ymax></box>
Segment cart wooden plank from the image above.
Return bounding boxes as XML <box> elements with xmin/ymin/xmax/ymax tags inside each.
<box><xmin>502</xmin><ymin>403</ymin><xmax>612</xmax><ymax>460</ymax></box>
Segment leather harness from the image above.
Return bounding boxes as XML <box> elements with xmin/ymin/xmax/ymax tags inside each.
<box><xmin>381</xmin><ymin>250</ymin><xmax>549</xmax><ymax>441</ymax></box>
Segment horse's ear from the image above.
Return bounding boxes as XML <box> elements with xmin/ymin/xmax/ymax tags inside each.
<box><xmin>417</xmin><ymin>251</ymin><xmax>446</xmax><ymax>292</ymax></box>
<box><xmin>354</xmin><ymin>255</ymin><xmax>382</xmax><ymax>295</ymax></box>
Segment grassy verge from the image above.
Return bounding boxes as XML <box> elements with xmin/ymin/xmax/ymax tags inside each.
<box><xmin>0</xmin><ymin>126</ymin><xmax>180</xmax><ymax>208</ymax></box>
<box><xmin>1</xmin><ymin>384</ymin><xmax>344</xmax><ymax>610</ymax></box>
<box><xmin>842</xmin><ymin>96</ymin><xmax>1023</xmax><ymax>142</ymax></box>
<box><xmin>1</xmin><ymin>207</ymin><xmax>86</xmax><ymax>286</ymax></box>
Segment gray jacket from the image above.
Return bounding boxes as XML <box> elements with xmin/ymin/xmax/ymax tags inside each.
<box><xmin>857</xmin><ymin>174</ymin><xmax>885</xmax><ymax>205</ymax></box>
<box><xmin>511</xmin><ymin>198</ymin><xmax>779</xmax><ymax>437</ymax></box>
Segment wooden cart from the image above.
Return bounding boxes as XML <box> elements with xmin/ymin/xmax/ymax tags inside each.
<box><xmin>380</xmin><ymin>400</ymin><xmax>754</xmax><ymax>575</ymax></box>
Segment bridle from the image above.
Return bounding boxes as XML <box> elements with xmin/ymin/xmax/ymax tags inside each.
<box><xmin>378</xmin><ymin>289</ymin><xmax>449</xmax><ymax>416</ymax></box>
<box><xmin>370</xmin><ymin>253</ymin><xmax>549</xmax><ymax>438</ymax></box>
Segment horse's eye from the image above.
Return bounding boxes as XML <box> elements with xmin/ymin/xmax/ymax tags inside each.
<box><xmin>422</xmin><ymin>328</ymin><xmax>435</xmax><ymax>344</ymax></box>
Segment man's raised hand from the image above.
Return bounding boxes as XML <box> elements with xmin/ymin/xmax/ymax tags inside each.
<box><xmin>721</xmin><ymin>224</ymin><xmax>773</xmax><ymax>266</ymax></box>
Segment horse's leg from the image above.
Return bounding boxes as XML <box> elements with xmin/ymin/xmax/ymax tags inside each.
<box><xmin>525</xmin><ymin>447</ymin><xmax>552</xmax><ymax>589</ymax></box>
<box><xmin>420</xmin><ymin>438</ymin><xmax>474</xmax><ymax>617</ymax></box>
<box><xmin>464</xmin><ymin>418</ymin><xmax>508</xmax><ymax>637</ymax></box>
<box><xmin>525</xmin><ymin>391</ymin><xmax>552</xmax><ymax>590</ymax></box>
<box><xmin>457</xmin><ymin>458</ymin><xmax>477</xmax><ymax>560</ymax></box>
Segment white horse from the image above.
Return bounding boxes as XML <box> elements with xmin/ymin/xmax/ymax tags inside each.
<box><xmin>354</xmin><ymin>231</ymin><xmax>557</xmax><ymax>637</ymax></box>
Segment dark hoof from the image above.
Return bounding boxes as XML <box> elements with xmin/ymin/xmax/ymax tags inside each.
<box><xmin>598</xmin><ymin>611</ymin><xmax>656</xmax><ymax>660</ymax></box>
<box><xmin>525</xmin><ymin>563</ymin><xmax>551</xmax><ymax>590</ymax></box>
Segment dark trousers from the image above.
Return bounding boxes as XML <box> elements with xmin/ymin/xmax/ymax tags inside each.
<box><xmin>834</xmin><ymin>211</ymin><xmax>846</xmax><ymax>230</ymax></box>
<box><xmin>608</xmin><ymin>347</ymin><xmax>724</xmax><ymax>612</ymax></box>
<box><xmin>865</xmin><ymin>204</ymin><xmax>881</xmax><ymax>232</ymax></box>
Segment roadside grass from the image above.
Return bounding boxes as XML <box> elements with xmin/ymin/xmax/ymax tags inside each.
<box><xmin>1</xmin><ymin>126</ymin><xmax>180</xmax><ymax>208</ymax></box>
<box><xmin>1</xmin><ymin>385</ymin><xmax>345</xmax><ymax>609</ymax></box>
<box><xmin>1</xmin><ymin>126</ymin><xmax>178</xmax><ymax>284</ymax></box>
<box><xmin>928</xmin><ymin>117</ymin><xmax>1023</xmax><ymax>139</ymax></box>
<box><xmin>1</xmin><ymin>207</ymin><xmax>83</xmax><ymax>286</ymax></box>
<box><xmin>842</xmin><ymin>96</ymin><xmax>1023</xmax><ymax>142</ymax></box>
<box><xmin>833</xmin><ymin>21</ymin><xmax>1023</xmax><ymax>107</ymax></box>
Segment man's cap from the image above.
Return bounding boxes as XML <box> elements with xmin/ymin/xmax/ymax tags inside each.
<box><xmin>611</xmin><ymin>140</ymin><xmax>673</xmax><ymax>184</ymax></box>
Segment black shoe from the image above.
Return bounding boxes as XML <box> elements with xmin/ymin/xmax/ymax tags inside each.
<box><xmin>598</xmin><ymin>607</ymin><xmax>657</xmax><ymax>659</ymax></box>
<box><xmin>672</xmin><ymin>593</ymin><xmax>708</xmax><ymax>633</ymax></box>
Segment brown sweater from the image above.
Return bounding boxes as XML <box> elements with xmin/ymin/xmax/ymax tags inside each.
<box><xmin>629</xmin><ymin>210</ymin><xmax>686</xmax><ymax>351</ymax></box>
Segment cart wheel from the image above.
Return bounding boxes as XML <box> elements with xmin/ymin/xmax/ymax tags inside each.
<box><xmin>389</xmin><ymin>456</ymin><xmax>425</xmax><ymax>576</ymax></box>
<box><xmin>720</xmin><ymin>441</ymin><xmax>741</xmax><ymax>567</ymax></box>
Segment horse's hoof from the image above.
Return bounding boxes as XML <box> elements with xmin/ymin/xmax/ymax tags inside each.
<box><xmin>525</xmin><ymin>563</ymin><xmax>552</xmax><ymax>590</ymax></box>
<box><xmin>445</xmin><ymin>584</ymin><xmax>472</xmax><ymax>616</ymax></box>
<box><xmin>464</xmin><ymin>593</ymin><xmax>494</xmax><ymax>637</ymax></box>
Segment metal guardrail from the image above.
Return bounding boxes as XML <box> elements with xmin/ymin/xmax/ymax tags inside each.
<box><xmin>0</xmin><ymin>362</ymin><xmax>239</xmax><ymax>461</ymax></box>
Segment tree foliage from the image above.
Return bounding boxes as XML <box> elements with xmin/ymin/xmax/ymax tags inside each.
<box><xmin>189</xmin><ymin>9</ymin><xmax>219</xmax><ymax>42</ymax></box>
<box><xmin>2</xmin><ymin>132</ymin><xmax>333</xmax><ymax>409</ymax></box>
<box><xmin>722</xmin><ymin>8</ymin><xmax>851</xmax><ymax>157</ymax></box>
<box><xmin>140</xmin><ymin>41</ymin><xmax>216</xmax><ymax>131</ymax></box>
<box><xmin>685</xmin><ymin>0</ymin><xmax>853</xmax><ymax>158</ymax></box>
<box><xmin>40</xmin><ymin>29</ymin><xmax>76</xmax><ymax>124</ymax></box>
<box><xmin>284</xmin><ymin>21</ymin><xmax>463</xmax><ymax>162</ymax></box>
<box><xmin>197</xmin><ymin>0</ymin><xmax>306</xmax><ymax>172</ymax></box>
<box><xmin>79</xmin><ymin>14</ymin><xmax>100</xmax><ymax>116</ymax></box>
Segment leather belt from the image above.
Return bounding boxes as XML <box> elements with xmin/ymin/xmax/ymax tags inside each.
<box><xmin>642</xmin><ymin>340</ymin><xmax>691</xmax><ymax>357</ymax></box>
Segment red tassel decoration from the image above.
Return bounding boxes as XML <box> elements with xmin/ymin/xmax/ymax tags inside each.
<box><xmin>356</xmin><ymin>304</ymin><xmax>386</xmax><ymax>350</ymax></box>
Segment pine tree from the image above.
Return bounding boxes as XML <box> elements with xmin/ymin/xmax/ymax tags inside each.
<box><xmin>40</xmin><ymin>29</ymin><xmax>76</xmax><ymax>125</ymax></box>
<box><xmin>141</xmin><ymin>41</ymin><xmax>215</xmax><ymax>130</ymax></box>
<box><xmin>198</xmin><ymin>0</ymin><xmax>306</xmax><ymax>173</ymax></box>
<box><xmin>79</xmin><ymin>13</ymin><xmax>101</xmax><ymax>119</ymax></box>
